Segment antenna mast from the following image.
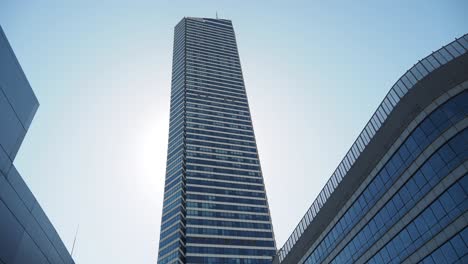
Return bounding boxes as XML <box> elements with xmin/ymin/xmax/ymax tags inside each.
<box><xmin>71</xmin><ymin>224</ymin><xmax>79</xmax><ymax>257</ymax></box>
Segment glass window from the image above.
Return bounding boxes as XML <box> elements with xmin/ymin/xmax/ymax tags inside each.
<box><xmin>381</xmin><ymin>106</ymin><xmax>388</xmax><ymax>120</ymax></box>
<box><xmin>338</xmin><ymin>165</ymin><xmax>345</xmax><ymax>179</ymax></box>
<box><xmin>392</xmin><ymin>84</ymin><xmax>404</xmax><ymax>99</ymax></box>
<box><xmin>356</xmin><ymin>137</ymin><xmax>364</xmax><ymax>152</ymax></box>
<box><xmin>347</xmin><ymin>155</ymin><xmax>353</xmax><ymax>169</ymax></box>
<box><xmin>421</xmin><ymin>58</ymin><xmax>435</xmax><ymax>72</ymax></box>
<box><xmin>423</xmin><ymin>207</ymin><xmax>438</xmax><ymax>227</ymax></box>
<box><xmin>431</xmin><ymin>246</ymin><xmax>447</xmax><ymax>263</ymax></box>
<box><xmin>445</xmin><ymin>44</ymin><xmax>461</xmax><ymax>57</ymax></box>
<box><xmin>450</xmin><ymin>235</ymin><xmax>467</xmax><ymax>257</ymax></box>
<box><xmin>333</xmin><ymin>169</ymin><xmax>341</xmax><ymax>182</ymax></box>
<box><xmin>331</xmin><ymin>174</ymin><xmax>338</xmax><ymax>188</ymax></box>
<box><xmin>434</xmin><ymin>51</ymin><xmax>448</xmax><ymax>64</ymax></box>
<box><xmin>420</xmin><ymin>118</ymin><xmax>436</xmax><ymax>135</ymax></box>
<box><xmin>457</xmin><ymin>38</ymin><xmax>468</xmax><ymax>49</ymax></box>
<box><xmin>415</xmin><ymin>62</ymin><xmax>429</xmax><ymax>76</ymax></box>
<box><xmin>314</xmin><ymin>201</ymin><xmax>319</xmax><ymax>213</ymax></box>
<box><xmin>321</xmin><ymin>191</ymin><xmax>327</xmax><ymax>205</ymax></box>
<box><xmin>440</xmin><ymin>192</ymin><xmax>456</xmax><ymax>213</ymax></box>
<box><xmin>351</xmin><ymin>148</ymin><xmax>360</xmax><ymax>163</ymax></box>
<box><xmin>310</xmin><ymin>204</ymin><xmax>316</xmax><ymax>216</ymax></box>
<box><xmin>371</xmin><ymin>115</ymin><xmax>380</xmax><ymax>131</ymax></box>
<box><xmin>348</xmin><ymin>150</ymin><xmax>356</xmax><ymax>165</ymax></box>
<box><xmin>461</xmin><ymin>228</ymin><xmax>468</xmax><ymax>245</ymax></box>
<box><xmin>416</xmin><ymin>216</ymin><xmax>430</xmax><ymax>234</ymax></box>
<box><xmin>460</xmin><ymin>176</ymin><xmax>468</xmax><ymax>193</ymax></box>
<box><xmin>407</xmin><ymin>222</ymin><xmax>419</xmax><ymax>240</ymax></box>
<box><xmin>439</xmin><ymin>47</ymin><xmax>455</xmax><ymax>61</ymax></box>
<box><xmin>388</xmin><ymin>89</ymin><xmax>399</xmax><ymax>105</ymax></box>
<box><xmin>382</xmin><ymin>98</ymin><xmax>392</xmax><ymax>114</ymax></box>
<box><xmin>451</xmin><ymin>41</ymin><xmax>465</xmax><ymax>54</ymax></box>
<box><xmin>366</xmin><ymin>122</ymin><xmax>375</xmax><ymax>137</ymax></box>
<box><xmin>410</xmin><ymin>67</ymin><xmax>423</xmax><ymax>81</ymax></box>
<box><xmin>298</xmin><ymin>222</ymin><xmax>304</xmax><ymax>234</ymax></box>
<box><xmin>402</xmin><ymin>74</ymin><xmax>414</xmax><ymax>88</ymax></box>
<box><xmin>353</xmin><ymin>144</ymin><xmax>360</xmax><ymax>157</ymax></box>
<box><xmin>306</xmin><ymin>209</ymin><xmax>313</xmax><ymax>222</ymax></box>
<box><xmin>327</xmin><ymin>182</ymin><xmax>335</xmax><ymax>196</ymax></box>
<box><xmin>448</xmin><ymin>183</ymin><xmax>465</xmax><ymax>204</ymax></box>
<box><xmin>324</xmin><ymin>184</ymin><xmax>330</xmax><ymax>198</ymax></box>
<box><xmin>427</xmin><ymin>55</ymin><xmax>441</xmax><ymax>68</ymax></box>
<box><xmin>376</xmin><ymin>106</ymin><xmax>386</xmax><ymax>122</ymax></box>
<box><xmin>362</xmin><ymin>129</ymin><xmax>371</xmax><ymax>145</ymax></box>
<box><xmin>342</xmin><ymin>158</ymin><xmax>349</xmax><ymax>172</ymax></box>
<box><xmin>396</xmin><ymin>79</ymin><xmax>408</xmax><ymax>93</ymax></box>
<box><xmin>441</xmin><ymin>242</ymin><xmax>458</xmax><ymax>263</ymax></box>
<box><xmin>286</xmin><ymin>240</ymin><xmax>291</xmax><ymax>252</ymax></box>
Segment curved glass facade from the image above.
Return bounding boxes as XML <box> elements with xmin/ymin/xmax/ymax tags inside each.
<box><xmin>276</xmin><ymin>34</ymin><xmax>468</xmax><ymax>264</ymax></box>
<box><xmin>420</xmin><ymin>227</ymin><xmax>468</xmax><ymax>264</ymax></box>
<box><xmin>277</xmin><ymin>34</ymin><xmax>468</xmax><ymax>262</ymax></box>
<box><xmin>366</xmin><ymin>172</ymin><xmax>467</xmax><ymax>263</ymax></box>
<box><xmin>306</xmin><ymin>92</ymin><xmax>467</xmax><ymax>264</ymax></box>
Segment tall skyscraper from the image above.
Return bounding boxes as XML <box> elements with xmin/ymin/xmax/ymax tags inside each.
<box><xmin>157</xmin><ymin>17</ymin><xmax>276</xmax><ymax>264</ymax></box>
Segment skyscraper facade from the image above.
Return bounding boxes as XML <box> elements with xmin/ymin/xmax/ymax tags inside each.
<box><xmin>158</xmin><ymin>17</ymin><xmax>276</xmax><ymax>264</ymax></box>
<box><xmin>274</xmin><ymin>35</ymin><xmax>468</xmax><ymax>264</ymax></box>
<box><xmin>0</xmin><ymin>25</ymin><xmax>74</xmax><ymax>264</ymax></box>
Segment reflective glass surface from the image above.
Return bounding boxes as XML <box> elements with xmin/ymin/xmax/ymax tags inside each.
<box><xmin>278</xmin><ymin>34</ymin><xmax>468</xmax><ymax>262</ymax></box>
<box><xmin>303</xmin><ymin>92</ymin><xmax>467</xmax><ymax>264</ymax></box>
<box><xmin>158</xmin><ymin>18</ymin><xmax>275</xmax><ymax>264</ymax></box>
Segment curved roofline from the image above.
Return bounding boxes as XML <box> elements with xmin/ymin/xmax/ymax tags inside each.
<box><xmin>277</xmin><ymin>34</ymin><xmax>468</xmax><ymax>262</ymax></box>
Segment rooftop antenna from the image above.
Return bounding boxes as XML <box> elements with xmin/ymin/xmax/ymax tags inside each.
<box><xmin>71</xmin><ymin>224</ymin><xmax>79</xmax><ymax>258</ymax></box>
<box><xmin>216</xmin><ymin>11</ymin><xmax>218</xmax><ymax>19</ymax></box>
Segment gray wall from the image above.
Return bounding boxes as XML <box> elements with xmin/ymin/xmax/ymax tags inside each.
<box><xmin>0</xmin><ymin>25</ymin><xmax>74</xmax><ymax>264</ymax></box>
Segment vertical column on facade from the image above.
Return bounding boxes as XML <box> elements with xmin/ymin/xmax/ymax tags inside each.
<box><xmin>158</xmin><ymin>19</ymin><xmax>187</xmax><ymax>264</ymax></box>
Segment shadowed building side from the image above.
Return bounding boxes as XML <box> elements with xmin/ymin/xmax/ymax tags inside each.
<box><xmin>0</xmin><ymin>25</ymin><xmax>74</xmax><ymax>264</ymax></box>
<box><xmin>274</xmin><ymin>34</ymin><xmax>468</xmax><ymax>264</ymax></box>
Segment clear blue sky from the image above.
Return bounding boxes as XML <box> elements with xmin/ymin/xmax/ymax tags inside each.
<box><xmin>1</xmin><ymin>1</ymin><xmax>466</xmax><ymax>263</ymax></box>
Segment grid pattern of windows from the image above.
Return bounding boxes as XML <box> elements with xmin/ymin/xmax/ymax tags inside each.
<box><xmin>277</xmin><ymin>34</ymin><xmax>468</xmax><ymax>262</ymax></box>
<box><xmin>420</xmin><ymin>227</ymin><xmax>468</xmax><ymax>264</ymax></box>
<box><xmin>158</xmin><ymin>17</ymin><xmax>275</xmax><ymax>264</ymax></box>
<box><xmin>333</xmin><ymin>130</ymin><xmax>467</xmax><ymax>263</ymax></box>
<box><xmin>300</xmin><ymin>91</ymin><xmax>467</xmax><ymax>264</ymax></box>
<box><xmin>367</xmin><ymin>174</ymin><xmax>467</xmax><ymax>263</ymax></box>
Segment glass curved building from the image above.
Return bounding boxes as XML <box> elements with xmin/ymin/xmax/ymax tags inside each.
<box><xmin>157</xmin><ymin>17</ymin><xmax>276</xmax><ymax>264</ymax></box>
<box><xmin>274</xmin><ymin>35</ymin><xmax>468</xmax><ymax>264</ymax></box>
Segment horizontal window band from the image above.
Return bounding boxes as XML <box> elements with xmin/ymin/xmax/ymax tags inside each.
<box><xmin>187</xmin><ymin>184</ymin><xmax>265</xmax><ymax>194</ymax></box>
<box><xmin>186</xmin><ymin>168</ymin><xmax>261</xmax><ymax>179</ymax></box>
<box><xmin>186</xmin><ymin>215</ymin><xmax>271</xmax><ymax>224</ymax></box>
<box><xmin>186</xmin><ymin>123</ymin><xmax>255</xmax><ymax>136</ymax></box>
<box><xmin>186</xmin><ymin>243</ymin><xmax>274</xmax><ymax>250</ymax></box>
<box><xmin>185</xmin><ymin>234</ymin><xmax>275</xmax><ymax>242</ymax></box>
<box><xmin>186</xmin><ymin>218</ymin><xmax>272</xmax><ymax>230</ymax></box>
<box><xmin>187</xmin><ymin>149</ymin><xmax>258</xmax><ymax>161</ymax></box>
<box><xmin>186</xmin><ymin>191</ymin><xmax>267</xmax><ymax>201</ymax></box>
<box><xmin>186</xmin><ymin>198</ymin><xmax>267</xmax><ymax>208</ymax></box>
